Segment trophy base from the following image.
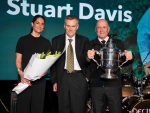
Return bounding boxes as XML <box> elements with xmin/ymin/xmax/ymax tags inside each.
<box><xmin>100</xmin><ymin>69</ymin><xmax>118</xmax><ymax>79</ymax></box>
<box><xmin>100</xmin><ymin>73</ymin><xmax>118</xmax><ymax>79</ymax></box>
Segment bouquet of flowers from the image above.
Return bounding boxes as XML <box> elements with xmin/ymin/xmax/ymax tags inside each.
<box><xmin>12</xmin><ymin>50</ymin><xmax>63</xmax><ymax>94</ymax></box>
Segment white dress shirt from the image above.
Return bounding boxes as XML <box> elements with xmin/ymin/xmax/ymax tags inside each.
<box><xmin>98</xmin><ymin>36</ymin><xmax>109</xmax><ymax>44</ymax></box>
<box><xmin>64</xmin><ymin>34</ymin><xmax>81</xmax><ymax>70</ymax></box>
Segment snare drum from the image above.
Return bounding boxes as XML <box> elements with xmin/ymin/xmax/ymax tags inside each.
<box><xmin>142</xmin><ymin>75</ymin><xmax>150</xmax><ymax>94</ymax></box>
<box><xmin>122</xmin><ymin>95</ymin><xmax>150</xmax><ymax>113</ymax></box>
<box><xmin>122</xmin><ymin>74</ymin><xmax>135</xmax><ymax>97</ymax></box>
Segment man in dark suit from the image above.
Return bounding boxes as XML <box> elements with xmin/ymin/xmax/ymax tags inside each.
<box><xmin>50</xmin><ymin>15</ymin><xmax>90</xmax><ymax>113</ymax></box>
<box><xmin>87</xmin><ymin>19</ymin><xmax>134</xmax><ymax>113</ymax></box>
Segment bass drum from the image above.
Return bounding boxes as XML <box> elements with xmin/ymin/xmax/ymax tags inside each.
<box><xmin>142</xmin><ymin>75</ymin><xmax>150</xmax><ymax>94</ymax></box>
<box><xmin>122</xmin><ymin>95</ymin><xmax>150</xmax><ymax>113</ymax></box>
<box><xmin>122</xmin><ymin>74</ymin><xmax>135</xmax><ymax>97</ymax></box>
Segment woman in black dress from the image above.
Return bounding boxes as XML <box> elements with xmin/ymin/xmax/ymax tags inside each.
<box><xmin>15</xmin><ymin>15</ymin><xmax>51</xmax><ymax>113</ymax></box>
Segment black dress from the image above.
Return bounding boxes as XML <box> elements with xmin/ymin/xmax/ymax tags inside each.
<box><xmin>16</xmin><ymin>34</ymin><xmax>51</xmax><ymax>113</ymax></box>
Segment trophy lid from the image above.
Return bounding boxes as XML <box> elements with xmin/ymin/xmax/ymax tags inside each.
<box><xmin>107</xmin><ymin>38</ymin><xmax>114</xmax><ymax>48</ymax></box>
<box><xmin>105</xmin><ymin>38</ymin><xmax>120</xmax><ymax>51</ymax></box>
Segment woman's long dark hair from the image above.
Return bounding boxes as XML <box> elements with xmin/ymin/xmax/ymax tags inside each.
<box><xmin>30</xmin><ymin>15</ymin><xmax>45</xmax><ymax>33</ymax></box>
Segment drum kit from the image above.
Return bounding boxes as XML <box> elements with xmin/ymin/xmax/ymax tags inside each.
<box><xmin>122</xmin><ymin>74</ymin><xmax>150</xmax><ymax>113</ymax></box>
<box><xmin>86</xmin><ymin>74</ymin><xmax>150</xmax><ymax>113</ymax></box>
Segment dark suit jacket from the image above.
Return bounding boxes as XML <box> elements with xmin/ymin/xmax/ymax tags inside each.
<box><xmin>88</xmin><ymin>37</ymin><xmax>134</xmax><ymax>87</ymax></box>
<box><xmin>50</xmin><ymin>33</ymin><xmax>90</xmax><ymax>92</ymax></box>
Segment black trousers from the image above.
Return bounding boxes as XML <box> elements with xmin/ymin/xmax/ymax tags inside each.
<box><xmin>17</xmin><ymin>78</ymin><xmax>46</xmax><ymax>113</ymax></box>
<box><xmin>58</xmin><ymin>70</ymin><xmax>88</xmax><ymax>113</ymax></box>
<box><xmin>90</xmin><ymin>86</ymin><xmax>122</xmax><ymax>113</ymax></box>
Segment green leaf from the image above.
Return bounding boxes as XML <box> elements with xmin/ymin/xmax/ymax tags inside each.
<box><xmin>43</xmin><ymin>49</ymin><xmax>50</xmax><ymax>59</ymax></box>
<box><xmin>46</xmin><ymin>52</ymin><xmax>51</xmax><ymax>56</ymax></box>
<box><xmin>40</xmin><ymin>52</ymin><xmax>44</xmax><ymax>59</ymax></box>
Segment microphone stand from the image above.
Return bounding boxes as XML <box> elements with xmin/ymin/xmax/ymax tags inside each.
<box><xmin>134</xmin><ymin>51</ymin><xmax>150</xmax><ymax>100</ymax></box>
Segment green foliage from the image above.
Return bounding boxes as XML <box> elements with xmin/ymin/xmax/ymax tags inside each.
<box><xmin>40</xmin><ymin>50</ymin><xmax>51</xmax><ymax>59</ymax></box>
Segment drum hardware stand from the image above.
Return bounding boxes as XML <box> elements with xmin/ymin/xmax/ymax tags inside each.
<box><xmin>134</xmin><ymin>51</ymin><xmax>150</xmax><ymax>97</ymax></box>
<box><xmin>0</xmin><ymin>98</ymin><xmax>9</xmax><ymax>112</ymax></box>
<box><xmin>86</xmin><ymin>98</ymin><xmax>93</xmax><ymax>113</ymax></box>
<box><xmin>86</xmin><ymin>103</ymin><xmax>91</xmax><ymax>113</ymax></box>
<box><xmin>139</xmin><ymin>95</ymin><xmax>144</xmax><ymax>102</ymax></box>
<box><xmin>138</xmin><ymin>77</ymin><xmax>144</xmax><ymax>102</ymax></box>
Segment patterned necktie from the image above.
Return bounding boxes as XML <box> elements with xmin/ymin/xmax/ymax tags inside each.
<box><xmin>67</xmin><ymin>39</ymin><xmax>74</xmax><ymax>73</ymax></box>
<box><xmin>101</xmin><ymin>40</ymin><xmax>106</xmax><ymax>47</ymax></box>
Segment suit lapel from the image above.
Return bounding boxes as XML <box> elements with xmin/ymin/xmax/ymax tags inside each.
<box><xmin>75</xmin><ymin>34</ymin><xmax>80</xmax><ymax>61</ymax></box>
<box><xmin>58</xmin><ymin>34</ymin><xmax>66</xmax><ymax>52</ymax></box>
<box><xmin>57</xmin><ymin>34</ymin><xmax>66</xmax><ymax>85</ymax></box>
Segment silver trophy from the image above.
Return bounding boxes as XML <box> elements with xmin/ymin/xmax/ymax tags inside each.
<box><xmin>93</xmin><ymin>38</ymin><xmax>126</xmax><ymax>79</ymax></box>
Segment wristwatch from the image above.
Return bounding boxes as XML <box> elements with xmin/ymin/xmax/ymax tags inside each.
<box><xmin>17</xmin><ymin>68</ymin><xmax>22</xmax><ymax>72</ymax></box>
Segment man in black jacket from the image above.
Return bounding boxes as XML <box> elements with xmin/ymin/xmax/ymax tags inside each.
<box><xmin>87</xmin><ymin>19</ymin><xmax>133</xmax><ymax>113</ymax></box>
<box><xmin>50</xmin><ymin>15</ymin><xmax>89</xmax><ymax>113</ymax></box>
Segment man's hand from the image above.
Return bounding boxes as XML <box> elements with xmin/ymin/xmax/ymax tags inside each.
<box><xmin>124</xmin><ymin>50</ymin><xmax>133</xmax><ymax>60</ymax></box>
<box><xmin>87</xmin><ymin>49</ymin><xmax>95</xmax><ymax>59</ymax></box>
<box><xmin>86</xmin><ymin>78</ymin><xmax>89</xmax><ymax>82</ymax></box>
<box><xmin>53</xmin><ymin>83</ymin><xmax>57</xmax><ymax>92</ymax></box>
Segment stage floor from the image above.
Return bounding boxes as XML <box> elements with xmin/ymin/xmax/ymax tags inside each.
<box><xmin>0</xmin><ymin>80</ymin><xmax>58</xmax><ymax>113</ymax></box>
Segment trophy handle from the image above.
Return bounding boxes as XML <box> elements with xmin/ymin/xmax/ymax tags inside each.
<box><xmin>92</xmin><ymin>58</ymin><xmax>101</xmax><ymax>68</ymax></box>
<box><xmin>94</xmin><ymin>50</ymin><xmax>101</xmax><ymax>55</ymax></box>
<box><xmin>91</xmin><ymin>50</ymin><xmax>101</xmax><ymax>68</ymax></box>
<box><xmin>120</xmin><ymin>52</ymin><xmax>125</xmax><ymax>57</ymax></box>
<box><xmin>118</xmin><ymin>52</ymin><xmax>128</xmax><ymax>69</ymax></box>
